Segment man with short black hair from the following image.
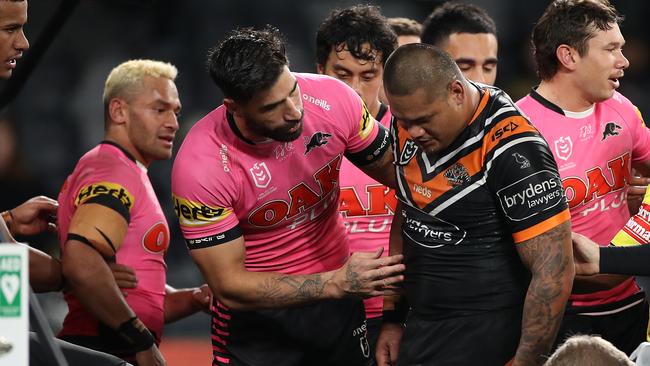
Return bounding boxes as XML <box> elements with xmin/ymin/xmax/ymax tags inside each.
<box><xmin>421</xmin><ymin>1</ymin><xmax>498</xmax><ymax>85</ymax></box>
<box><xmin>316</xmin><ymin>5</ymin><xmax>397</xmax><ymax>365</ymax></box>
<box><xmin>376</xmin><ymin>43</ymin><xmax>574</xmax><ymax>366</ymax></box>
<box><xmin>172</xmin><ymin>26</ymin><xmax>403</xmax><ymax>366</ymax></box>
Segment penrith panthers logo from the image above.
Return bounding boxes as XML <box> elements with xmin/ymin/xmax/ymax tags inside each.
<box><xmin>304</xmin><ymin>131</ymin><xmax>332</xmax><ymax>156</ymax></box>
<box><xmin>602</xmin><ymin>122</ymin><xmax>622</xmax><ymax>141</ymax></box>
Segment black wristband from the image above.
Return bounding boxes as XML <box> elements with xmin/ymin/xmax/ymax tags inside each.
<box><xmin>382</xmin><ymin>298</ymin><xmax>409</xmax><ymax>324</ymax></box>
<box><xmin>601</xmin><ymin>244</ymin><xmax>650</xmax><ymax>276</ymax></box>
<box><xmin>117</xmin><ymin>317</ymin><xmax>155</xmax><ymax>353</ymax></box>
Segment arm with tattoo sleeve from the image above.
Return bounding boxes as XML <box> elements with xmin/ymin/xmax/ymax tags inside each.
<box><xmin>191</xmin><ymin>234</ymin><xmax>405</xmax><ymax>311</ymax></box>
<box><xmin>513</xmin><ymin>221</ymin><xmax>574</xmax><ymax>366</ymax></box>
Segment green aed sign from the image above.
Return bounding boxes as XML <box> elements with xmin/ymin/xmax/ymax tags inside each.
<box><xmin>0</xmin><ymin>255</ymin><xmax>21</xmax><ymax>317</ymax></box>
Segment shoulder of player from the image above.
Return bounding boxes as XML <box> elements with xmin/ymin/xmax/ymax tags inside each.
<box><xmin>295</xmin><ymin>72</ymin><xmax>360</xmax><ymax>112</ymax></box>
<box><xmin>599</xmin><ymin>91</ymin><xmax>641</xmax><ymax>121</ymax></box>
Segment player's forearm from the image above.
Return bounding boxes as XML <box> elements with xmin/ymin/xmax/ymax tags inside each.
<box><xmin>514</xmin><ymin>223</ymin><xmax>574</xmax><ymax>366</ymax></box>
<box><xmin>62</xmin><ymin>242</ymin><xmax>136</xmax><ymax>329</ymax></box>
<box><xmin>213</xmin><ymin>269</ymin><xmax>341</xmax><ymax>311</ymax></box>
<box><xmin>164</xmin><ymin>285</ymin><xmax>201</xmax><ymax>323</ymax></box>
<box><xmin>359</xmin><ymin>146</ymin><xmax>396</xmax><ymax>189</ymax></box>
<box><xmin>28</xmin><ymin>246</ymin><xmax>63</xmax><ymax>293</ymax></box>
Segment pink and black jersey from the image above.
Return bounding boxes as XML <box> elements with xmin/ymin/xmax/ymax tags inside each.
<box><xmin>338</xmin><ymin>103</ymin><xmax>395</xmax><ymax>319</ymax></box>
<box><xmin>517</xmin><ymin>90</ymin><xmax>650</xmax><ymax>308</ymax></box>
<box><xmin>172</xmin><ymin>73</ymin><xmax>389</xmax><ymax>276</ymax></box>
<box><xmin>57</xmin><ymin>142</ymin><xmax>169</xmax><ymax>348</ymax></box>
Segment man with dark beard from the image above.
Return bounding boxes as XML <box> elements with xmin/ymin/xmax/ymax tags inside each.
<box><xmin>171</xmin><ymin>26</ymin><xmax>403</xmax><ymax>366</ymax></box>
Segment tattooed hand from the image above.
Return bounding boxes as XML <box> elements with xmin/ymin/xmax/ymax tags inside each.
<box><xmin>331</xmin><ymin>247</ymin><xmax>405</xmax><ymax>298</ymax></box>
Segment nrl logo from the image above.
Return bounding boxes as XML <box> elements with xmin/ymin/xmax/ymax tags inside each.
<box><xmin>399</xmin><ymin>139</ymin><xmax>418</xmax><ymax>165</ymax></box>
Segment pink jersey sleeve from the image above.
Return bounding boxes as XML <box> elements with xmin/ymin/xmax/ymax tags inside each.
<box><xmin>629</xmin><ymin>105</ymin><xmax>650</xmax><ymax>164</ymax></box>
<box><xmin>320</xmin><ymin>75</ymin><xmax>381</xmax><ymax>154</ymax></box>
<box><xmin>171</xmin><ymin>117</ymin><xmax>241</xmax><ymax>245</ymax></box>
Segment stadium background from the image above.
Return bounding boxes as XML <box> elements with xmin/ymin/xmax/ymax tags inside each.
<box><xmin>0</xmin><ymin>0</ymin><xmax>648</xmax><ymax>363</ymax></box>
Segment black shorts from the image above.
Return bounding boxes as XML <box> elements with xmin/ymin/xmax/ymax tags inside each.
<box><xmin>555</xmin><ymin>293</ymin><xmax>648</xmax><ymax>355</ymax></box>
<box><xmin>366</xmin><ymin>316</ymin><xmax>382</xmax><ymax>366</ymax></box>
<box><xmin>212</xmin><ymin>298</ymin><xmax>370</xmax><ymax>366</ymax></box>
<box><xmin>397</xmin><ymin>307</ymin><xmax>522</xmax><ymax>366</ymax></box>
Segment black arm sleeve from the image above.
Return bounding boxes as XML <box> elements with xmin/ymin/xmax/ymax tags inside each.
<box><xmin>600</xmin><ymin>245</ymin><xmax>650</xmax><ymax>275</ymax></box>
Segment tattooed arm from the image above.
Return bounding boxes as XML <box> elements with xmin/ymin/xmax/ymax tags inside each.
<box><xmin>513</xmin><ymin>221</ymin><xmax>574</xmax><ymax>366</ymax></box>
<box><xmin>190</xmin><ymin>234</ymin><xmax>405</xmax><ymax>311</ymax></box>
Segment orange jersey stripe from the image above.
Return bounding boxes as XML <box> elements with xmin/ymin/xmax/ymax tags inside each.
<box><xmin>512</xmin><ymin>208</ymin><xmax>571</xmax><ymax>243</ymax></box>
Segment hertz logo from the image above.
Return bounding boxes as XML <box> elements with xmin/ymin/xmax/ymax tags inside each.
<box><xmin>358</xmin><ymin>102</ymin><xmax>373</xmax><ymax>140</ymax></box>
<box><xmin>173</xmin><ymin>195</ymin><xmax>231</xmax><ymax>227</ymax></box>
<box><xmin>75</xmin><ymin>182</ymin><xmax>134</xmax><ymax>209</ymax></box>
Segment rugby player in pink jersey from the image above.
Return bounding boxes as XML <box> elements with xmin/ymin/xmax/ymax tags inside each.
<box><xmin>172</xmin><ymin>27</ymin><xmax>403</xmax><ymax>366</ymax></box>
<box><xmin>57</xmin><ymin>60</ymin><xmax>210</xmax><ymax>366</ymax></box>
<box><xmin>517</xmin><ymin>0</ymin><xmax>650</xmax><ymax>354</ymax></box>
<box><xmin>315</xmin><ymin>5</ymin><xmax>397</xmax><ymax>365</ymax></box>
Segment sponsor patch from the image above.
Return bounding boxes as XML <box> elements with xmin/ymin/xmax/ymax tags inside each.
<box><xmin>142</xmin><ymin>222</ymin><xmax>169</xmax><ymax>254</ymax></box>
<box><xmin>402</xmin><ymin>215</ymin><xmax>466</xmax><ymax>248</ymax></box>
<box><xmin>497</xmin><ymin>170</ymin><xmax>564</xmax><ymax>221</ymax></box>
<box><xmin>173</xmin><ymin>195</ymin><xmax>231</xmax><ymax>227</ymax></box>
<box><xmin>75</xmin><ymin>182</ymin><xmax>134</xmax><ymax>209</ymax></box>
<box><xmin>358</xmin><ymin>102</ymin><xmax>373</xmax><ymax>140</ymax></box>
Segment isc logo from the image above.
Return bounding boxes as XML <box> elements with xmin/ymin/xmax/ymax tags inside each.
<box><xmin>491</xmin><ymin>121</ymin><xmax>519</xmax><ymax>141</ymax></box>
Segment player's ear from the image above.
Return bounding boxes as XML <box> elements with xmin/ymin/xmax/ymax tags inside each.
<box><xmin>316</xmin><ymin>63</ymin><xmax>325</xmax><ymax>75</ymax></box>
<box><xmin>224</xmin><ymin>98</ymin><xmax>241</xmax><ymax>117</ymax></box>
<box><xmin>556</xmin><ymin>44</ymin><xmax>578</xmax><ymax>71</ymax></box>
<box><xmin>108</xmin><ymin>98</ymin><xmax>128</xmax><ymax>125</ymax></box>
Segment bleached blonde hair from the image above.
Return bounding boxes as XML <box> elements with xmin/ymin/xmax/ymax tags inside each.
<box><xmin>544</xmin><ymin>335</ymin><xmax>634</xmax><ymax>366</ymax></box>
<box><xmin>103</xmin><ymin>59</ymin><xmax>177</xmax><ymax>114</ymax></box>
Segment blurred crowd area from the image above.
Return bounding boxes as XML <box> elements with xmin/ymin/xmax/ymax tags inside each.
<box><xmin>1</xmin><ymin>0</ymin><xmax>649</xmax><ymax>336</ymax></box>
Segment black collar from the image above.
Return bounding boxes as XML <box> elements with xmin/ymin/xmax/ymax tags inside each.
<box><xmin>375</xmin><ymin>103</ymin><xmax>388</xmax><ymax>122</ymax></box>
<box><xmin>100</xmin><ymin>140</ymin><xmax>137</xmax><ymax>162</ymax></box>
<box><xmin>529</xmin><ymin>87</ymin><xmax>565</xmax><ymax>116</ymax></box>
<box><xmin>226</xmin><ymin>111</ymin><xmax>257</xmax><ymax>145</ymax></box>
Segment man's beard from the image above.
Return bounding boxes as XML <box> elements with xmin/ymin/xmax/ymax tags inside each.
<box><xmin>246</xmin><ymin>110</ymin><xmax>305</xmax><ymax>142</ymax></box>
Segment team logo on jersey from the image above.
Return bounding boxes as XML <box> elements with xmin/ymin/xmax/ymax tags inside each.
<box><xmin>304</xmin><ymin>132</ymin><xmax>332</xmax><ymax>156</ymax></box>
<box><xmin>358</xmin><ymin>102</ymin><xmax>373</xmax><ymax>140</ymax></box>
<box><xmin>398</xmin><ymin>139</ymin><xmax>418</xmax><ymax>165</ymax></box>
<box><xmin>173</xmin><ymin>195</ymin><xmax>231</xmax><ymax>227</ymax></box>
<box><xmin>444</xmin><ymin>163</ymin><xmax>470</xmax><ymax>186</ymax></box>
<box><xmin>554</xmin><ymin>136</ymin><xmax>573</xmax><ymax>161</ymax></box>
<box><xmin>142</xmin><ymin>222</ymin><xmax>169</xmax><ymax>254</ymax></box>
<box><xmin>512</xmin><ymin>153</ymin><xmax>531</xmax><ymax>169</ymax></box>
<box><xmin>249</xmin><ymin>162</ymin><xmax>272</xmax><ymax>188</ymax></box>
<box><xmin>602</xmin><ymin>122</ymin><xmax>622</xmax><ymax>141</ymax></box>
<box><xmin>75</xmin><ymin>182</ymin><xmax>134</xmax><ymax>210</ymax></box>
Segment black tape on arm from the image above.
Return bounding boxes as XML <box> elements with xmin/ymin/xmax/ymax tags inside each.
<box><xmin>601</xmin><ymin>245</ymin><xmax>650</xmax><ymax>276</ymax></box>
<box><xmin>84</xmin><ymin>194</ymin><xmax>131</xmax><ymax>223</ymax></box>
<box><xmin>185</xmin><ymin>225</ymin><xmax>243</xmax><ymax>250</ymax></box>
<box><xmin>345</xmin><ymin>123</ymin><xmax>390</xmax><ymax>167</ymax></box>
